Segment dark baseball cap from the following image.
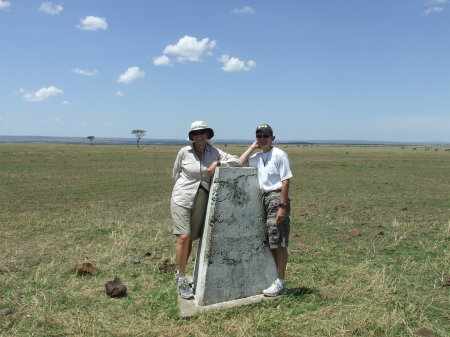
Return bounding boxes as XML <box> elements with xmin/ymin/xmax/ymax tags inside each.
<box><xmin>256</xmin><ymin>124</ymin><xmax>273</xmax><ymax>136</ymax></box>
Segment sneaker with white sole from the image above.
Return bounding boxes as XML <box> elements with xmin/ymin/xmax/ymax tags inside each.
<box><xmin>263</xmin><ymin>279</ymin><xmax>286</xmax><ymax>297</ymax></box>
<box><xmin>178</xmin><ymin>279</ymin><xmax>194</xmax><ymax>300</ymax></box>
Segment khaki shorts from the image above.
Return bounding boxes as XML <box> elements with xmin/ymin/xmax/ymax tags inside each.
<box><xmin>171</xmin><ymin>187</ymin><xmax>209</xmax><ymax>241</ymax></box>
<box><xmin>262</xmin><ymin>190</ymin><xmax>290</xmax><ymax>249</ymax></box>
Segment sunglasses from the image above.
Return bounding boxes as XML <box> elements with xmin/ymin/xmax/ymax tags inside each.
<box><xmin>256</xmin><ymin>134</ymin><xmax>271</xmax><ymax>139</ymax></box>
<box><xmin>191</xmin><ymin>130</ymin><xmax>208</xmax><ymax>136</ymax></box>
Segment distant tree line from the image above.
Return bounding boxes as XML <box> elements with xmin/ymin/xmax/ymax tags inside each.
<box><xmin>86</xmin><ymin>130</ymin><xmax>147</xmax><ymax>147</ymax></box>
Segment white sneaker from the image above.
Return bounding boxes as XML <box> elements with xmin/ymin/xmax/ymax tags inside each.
<box><xmin>178</xmin><ymin>279</ymin><xmax>194</xmax><ymax>300</ymax></box>
<box><xmin>263</xmin><ymin>279</ymin><xmax>286</xmax><ymax>297</ymax></box>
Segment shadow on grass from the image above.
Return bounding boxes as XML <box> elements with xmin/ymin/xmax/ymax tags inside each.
<box><xmin>285</xmin><ymin>287</ymin><xmax>316</xmax><ymax>297</ymax></box>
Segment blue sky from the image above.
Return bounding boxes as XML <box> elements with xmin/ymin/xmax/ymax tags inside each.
<box><xmin>1</xmin><ymin>0</ymin><xmax>449</xmax><ymax>142</ymax></box>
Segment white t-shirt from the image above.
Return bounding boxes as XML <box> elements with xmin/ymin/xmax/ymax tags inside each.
<box><xmin>248</xmin><ymin>147</ymin><xmax>293</xmax><ymax>193</ymax></box>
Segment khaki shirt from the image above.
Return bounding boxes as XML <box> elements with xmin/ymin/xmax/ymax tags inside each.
<box><xmin>172</xmin><ymin>143</ymin><xmax>241</xmax><ymax>208</ymax></box>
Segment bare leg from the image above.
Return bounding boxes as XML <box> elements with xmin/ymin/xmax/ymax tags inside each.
<box><xmin>273</xmin><ymin>247</ymin><xmax>288</xmax><ymax>279</ymax></box>
<box><xmin>176</xmin><ymin>234</ymin><xmax>190</xmax><ymax>277</ymax></box>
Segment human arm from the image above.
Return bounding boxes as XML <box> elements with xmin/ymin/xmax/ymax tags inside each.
<box><xmin>276</xmin><ymin>179</ymin><xmax>290</xmax><ymax>225</ymax></box>
<box><xmin>239</xmin><ymin>141</ymin><xmax>259</xmax><ymax>167</ymax></box>
<box><xmin>206</xmin><ymin>147</ymin><xmax>242</xmax><ymax>177</ymax></box>
<box><xmin>172</xmin><ymin>150</ymin><xmax>183</xmax><ymax>182</ymax></box>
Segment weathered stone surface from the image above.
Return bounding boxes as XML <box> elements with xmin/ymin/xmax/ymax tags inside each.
<box><xmin>194</xmin><ymin>167</ymin><xmax>277</xmax><ymax>307</ymax></box>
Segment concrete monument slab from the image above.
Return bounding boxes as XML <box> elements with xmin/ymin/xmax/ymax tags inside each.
<box><xmin>193</xmin><ymin>167</ymin><xmax>277</xmax><ymax>307</ymax></box>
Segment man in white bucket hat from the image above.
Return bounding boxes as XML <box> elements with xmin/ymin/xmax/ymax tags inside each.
<box><xmin>171</xmin><ymin>121</ymin><xmax>241</xmax><ymax>299</ymax></box>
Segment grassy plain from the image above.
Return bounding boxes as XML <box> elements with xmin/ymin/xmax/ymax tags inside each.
<box><xmin>0</xmin><ymin>143</ymin><xmax>449</xmax><ymax>337</ymax></box>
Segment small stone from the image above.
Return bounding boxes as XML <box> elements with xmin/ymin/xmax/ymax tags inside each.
<box><xmin>105</xmin><ymin>277</ymin><xmax>127</xmax><ymax>298</ymax></box>
<box><xmin>319</xmin><ymin>290</ymin><xmax>338</xmax><ymax>300</ymax></box>
<box><xmin>443</xmin><ymin>278</ymin><xmax>450</xmax><ymax>286</ymax></box>
<box><xmin>299</xmin><ymin>209</ymin><xmax>309</xmax><ymax>216</ymax></box>
<box><xmin>348</xmin><ymin>229</ymin><xmax>361</xmax><ymax>237</ymax></box>
<box><xmin>143</xmin><ymin>251</ymin><xmax>152</xmax><ymax>257</ymax></box>
<box><xmin>75</xmin><ymin>262</ymin><xmax>97</xmax><ymax>276</ymax></box>
<box><xmin>132</xmin><ymin>259</ymin><xmax>141</xmax><ymax>264</ymax></box>
<box><xmin>0</xmin><ymin>308</ymin><xmax>13</xmax><ymax>316</ymax></box>
<box><xmin>412</xmin><ymin>305</ymin><xmax>427</xmax><ymax>312</ymax></box>
<box><xmin>0</xmin><ymin>267</ymin><xmax>18</xmax><ymax>273</ymax></box>
<box><xmin>415</xmin><ymin>327</ymin><xmax>434</xmax><ymax>337</ymax></box>
<box><xmin>338</xmin><ymin>234</ymin><xmax>352</xmax><ymax>241</ymax></box>
<box><xmin>369</xmin><ymin>229</ymin><xmax>384</xmax><ymax>235</ymax></box>
<box><xmin>158</xmin><ymin>259</ymin><xmax>176</xmax><ymax>274</ymax></box>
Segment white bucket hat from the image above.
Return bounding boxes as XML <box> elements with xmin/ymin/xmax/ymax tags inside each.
<box><xmin>188</xmin><ymin>121</ymin><xmax>214</xmax><ymax>140</ymax></box>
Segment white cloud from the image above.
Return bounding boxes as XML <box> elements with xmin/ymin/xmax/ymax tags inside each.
<box><xmin>153</xmin><ymin>55</ymin><xmax>171</xmax><ymax>66</ymax></box>
<box><xmin>39</xmin><ymin>2</ymin><xmax>63</xmax><ymax>15</ymax></box>
<box><xmin>76</xmin><ymin>16</ymin><xmax>108</xmax><ymax>31</ymax></box>
<box><xmin>422</xmin><ymin>6</ymin><xmax>444</xmax><ymax>15</ymax></box>
<box><xmin>22</xmin><ymin>86</ymin><xmax>64</xmax><ymax>102</ymax></box>
<box><xmin>62</xmin><ymin>100</ymin><xmax>69</xmax><ymax>105</ymax></box>
<box><xmin>116</xmin><ymin>90</ymin><xmax>124</xmax><ymax>97</ymax></box>
<box><xmin>219</xmin><ymin>55</ymin><xmax>256</xmax><ymax>72</ymax></box>
<box><xmin>233</xmin><ymin>6</ymin><xmax>255</xmax><ymax>14</ymax></box>
<box><xmin>0</xmin><ymin>0</ymin><xmax>10</xmax><ymax>10</ymax></box>
<box><xmin>71</xmin><ymin>68</ymin><xmax>98</xmax><ymax>76</ymax></box>
<box><xmin>162</xmin><ymin>35</ymin><xmax>217</xmax><ymax>62</ymax></box>
<box><xmin>117</xmin><ymin>66</ymin><xmax>145</xmax><ymax>84</ymax></box>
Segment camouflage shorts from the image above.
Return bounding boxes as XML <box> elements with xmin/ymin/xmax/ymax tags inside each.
<box><xmin>262</xmin><ymin>190</ymin><xmax>290</xmax><ymax>249</ymax></box>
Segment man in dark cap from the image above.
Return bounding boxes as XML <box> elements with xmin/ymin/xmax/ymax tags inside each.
<box><xmin>240</xmin><ymin>124</ymin><xmax>293</xmax><ymax>296</ymax></box>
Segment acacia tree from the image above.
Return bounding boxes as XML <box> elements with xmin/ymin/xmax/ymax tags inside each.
<box><xmin>86</xmin><ymin>136</ymin><xmax>95</xmax><ymax>145</ymax></box>
<box><xmin>131</xmin><ymin>129</ymin><xmax>146</xmax><ymax>148</ymax></box>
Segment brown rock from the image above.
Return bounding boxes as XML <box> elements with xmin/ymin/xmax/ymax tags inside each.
<box><xmin>443</xmin><ymin>278</ymin><xmax>450</xmax><ymax>286</ymax></box>
<box><xmin>143</xmin><ymin>251</ymin><xmax>152</xmax><ymax>257</ymax></box>
<box><xmin>0</xmin><ymin>308</ymin><xmax>13</xmax><ymax>316</ymax></box>
<box><xmin>105</xmin><ymin>277</ymin><xmax>127</xmax><ymax>297</ymax></box>
<box><xmin>336</xmin><ymin>203</ymin><xmax>350</xmax><ymax>209</ymax></box>
<box><xmin>415</xmin><ymin>327</ymin><xmax>434</xmax><ymax>337</ymax></box>
<box><xmin>75</xmin><ymin>262</ymin><xmax>97</xmax><ymax>276</ymax></box>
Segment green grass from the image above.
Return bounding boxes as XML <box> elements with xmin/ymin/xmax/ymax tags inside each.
<box><xmin>1</xmin><ymin>144</ymin><xmax>449</xmax><ymax>336</ymax></box>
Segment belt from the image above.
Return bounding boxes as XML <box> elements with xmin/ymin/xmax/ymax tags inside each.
<box><xmin>262</xmin><ymin>189</ymin><xmax>281</xmax><ymax>196</ymax></box>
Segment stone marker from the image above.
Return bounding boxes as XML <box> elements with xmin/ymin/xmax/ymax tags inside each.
<box><xmin>193</xmin><ymin>167</ymin><xmax>277</xmax><ymax>307</ymax></box>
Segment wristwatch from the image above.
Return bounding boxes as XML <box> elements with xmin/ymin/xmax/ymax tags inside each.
<box><xmin>278</xmin><ymin>203</ymin><xmax>287</xmax><ymax>209</ymax></box>
<box><xmin>216</xmin><ymin>161</ymin><xmax>220</xmax><ymax>166</ymax></box>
